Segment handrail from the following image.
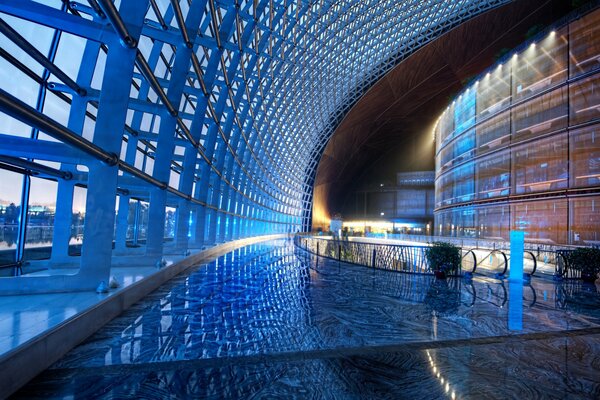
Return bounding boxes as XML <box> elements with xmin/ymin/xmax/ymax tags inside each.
<box><xmin>302</xmin><ymin>235</ymin><xmax>588</xmax><ymax>283</ymax></box>
<box><xmin>495</xmin><ymin>250</ymin><xmax>508</xmax><ymax>278</ymax></box>
<box><xmin>294</xmin><ymin>235</ymin><xmax>463</xmax><ymax>277</ymax></box>
<box><xmin>474</xmin><ymin>249</ymin><xmax>508</xmax><ymax>279</ymax></box>
<box><xmin>461</xmin><ymin>249</ymin><xmax>477</xmax><ymax>276</ymax></box>
<box><xmin>524</xmin><ymin>250</ymin><xmax>537</xmax><ymax>277</ymax></box>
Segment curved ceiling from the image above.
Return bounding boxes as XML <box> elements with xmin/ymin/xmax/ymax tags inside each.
<box><xmin>312</xmin><ymin>0</ymin><xmax>576</xmax><ymax>228</ymax></box>
<box><xmin>0</xmin><ymin>0</ymin><xmax>509</xmax><ymax>242</ymax></box>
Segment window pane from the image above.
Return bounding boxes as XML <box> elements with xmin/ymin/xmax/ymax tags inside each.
<box><xmin>0</xmin><ymin>169</ymin><xmax>23</xmax><ymax>267</ymax></box>
<box><xmin>477</xmin><ymin>149</ymin><xmax>510</xmax><ymax>199</ymax></box>
<box><xmin>511</xmin><ymin>86</ymin><xmax>567</xmax><ymax>142</ymax></box>
<box><xmin>477</xmin><ymin>64</ymin><xmax>510</xmax><ymax>119</ymax></box>
<box><xmin>569</xmin><ymin>10</ymin><xmax>600</xmax><ymax>78</ymax></box>
<box><xmin>512</xmin><ymin>133</ymin><xmax>568</xmax><ymax>194</ymax></box>
<box><xmin>452</xmin><ymin>161</ymin><xmax>475</xmax><ymax>204</ymax></box>
<box><xmin>570</xmin><ymin>125</ymin><xmax>600</xmax><ymax>188</ymax></box>
<box><xmin>478</xmin><ymin>204</ymin><xmax>509</xmax><ymax>240</ymax></box>
<box><xmin>476</xmin><ymin>110</ymin><xmax>510</xmax><ymax>155</ymax></box>
<box><xmin>69</xmin><ymin>185</ymin><xmax>86</xmax><ymax>256</ymax></box>
<box><xmin>570</xmin><ymin>73</ymin><xmax>600</xmax><ymax>126</ymax></box>
<box><xmin>24</xmin><ymin>177</ymin><xmax>57</xmax><ymax>261</ymax></box>
<box><xmin>570</xmin><ymin>197</ymin><xmax>600</xmax><ymax>245</ymax></box>
<box><xmin>512</xmin><ymin>27</ymin><xmax>567</xmax><ymax>102</ymax></box>
<box><xmin>511</xmin><ymin>199</ymin><xmax>567</xmax><ymax>245</ymax></box>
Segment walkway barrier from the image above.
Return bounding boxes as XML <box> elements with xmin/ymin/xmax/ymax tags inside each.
<box><xmin>553</xmin><ymin>250</ymin><xmax>584</xmax><ymax>280</ymax></box>
<box><xmin>461</xmin><ymin>249</ymin><xmax>477</xmax><ymax>277</ymax></box>
<box><xmin>294</xmin><ymin>235</ymin><xmax>465</xmax><ymax>277</ymax></box>
<box><xmin>299</xmin><ymin>234</ymin><xmax>581</xmax><ymax>281</ymax></box>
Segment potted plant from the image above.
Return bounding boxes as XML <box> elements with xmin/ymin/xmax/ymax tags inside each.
<box><xmin>425</xmin><ymin>242</ymin><xmax>461</xmax><ymax>279</ymax></box>
<box><xmin>567</xmin><ymin>247</ymin><xmax>600</xmax><ymax>283</ymax></box>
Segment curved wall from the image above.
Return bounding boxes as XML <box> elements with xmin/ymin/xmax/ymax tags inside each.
<box><xmin>0</xmin><ymin>1</ymin><xmax>511</xmax><ymax>290</ymax></box>
<box><xmin>433</xmin><ymin>7</ymin><xmax>600</xmax><ymax>245</ymax></box>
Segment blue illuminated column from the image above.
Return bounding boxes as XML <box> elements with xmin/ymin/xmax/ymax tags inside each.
<box><xmin>509</xmin><ymin>230</ymin><xmax>524</xmax><ymax>281</ymax></box>
<box><xmin>80</xmin><ymin>1</ymin><xmax>149</xmax><ymax>285</ymax></box>
<box><xmin>508</xmin><ymin>282</ymin><xmax>523</xmax><ymax>330</ymax></box>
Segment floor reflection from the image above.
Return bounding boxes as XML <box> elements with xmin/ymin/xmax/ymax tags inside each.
<box><xmin>14</xmin><ymin>240</ymin><xmax>600</xmax><ymax>399</ymax></box>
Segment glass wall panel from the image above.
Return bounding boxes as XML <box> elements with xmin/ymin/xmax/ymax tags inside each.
<box><xmin>434</xmin><ymin>209</ymin><xmax>452</xmax><ymax>236</ymax></box>
<box><xmin>512</xmin><ymin>26</ymin><xmax>568</xmax><ymax>102</ymax></box>
<box><xmin>512</xmin><ymin>86</ymin><xmax>567</xmax><ymax>142</ymax></box>
<box><xmin>438</xmin><ymin>145</ymin><xmax>453</xmax><ymax>172</ymax></box>
<box><xmin>511</xmin><ymin>199</ymin><xmax>568</xmax><ymax>244</ymax></box>
<box><xmin>452</xmin><ymin>161</ymin><xmax>475</xmax><ymax>204</ymax></box>
<box><xmin>453</xmin><ymin>128</ymin><xmax>475</xmax><ymax>164</ymax></box>
<box><xmin>477</xmin><ymin>63</ymin><xmax>510</xmax><ymax>119</ymax></box>
<box><xmin>165</xmin><ymin>206</ymin><xmax>176</xmax><ymax>239</ymax></box>
<box><xmin>454</xmin><ymin>88</ymin><xmax>476</xmax><ymax>135</ymax></box>
<box><xmin>570</xmin><ymin>73</ymin><xmax>600</xmax><ymax>126</ymax></box>
<box><xmin>68</xmin><ymin>185</ymin><xmax>86</xmax><ymax>256</ymax></box>
<box><xmin>569</xmin><ymin>10</ymin><xmax>600</xmax><ymax>78</ymax></box>
<box><xmin>570</xmin><ymin>196</ymin><xmax>600</xmax><ymax>245</ymax></box>
<box><xmin>24</xmin><ymin>177</ymin><xmax>57</xmax><ymax>261</ymax></box>
<box><xmin>438</xmin><ymin>103</ymin><xmax>455</xmax><ymax>149</ymax></box>
<box><xmin>452</xmin><ymin>206</ymin><xmax>477</xmax><ymax>237</ymax></box>
<box><xmin>477</xmin><ymin>204</ymin><xmax>509</xmax><ymax>240</ymax></box>
<box><xmin>476</xmin><ymin>110</ymin><xmax>510</xmax><ymax>155</ymax></box>
<box><xmin>570</xmin><ymin>125</ymin><xmax>600</xmax><ymax>188</ymax></box>
<box><xmin>434</xmin><ymin>122</ymin><xmax>443</xmax><ymax>154</ymax></box>
<box><xmin>435</xmin><ymin>173</ymin><xmax>454</xmax><ymax>208</ymax></box>
<box><xmin>54</xmin><ymin>31</ymin><xmax>85</xmax><ymax>80</ymax></box>
<box><xmin>512</xmin><ymin>133</ymin><xmax>568</xmax><ymax>194</ymax></box>
<box><xmin>137</xmin><ymin>201</ymin><xmax>149</xmax><ymax>242</ymax></box>
<box><xmin>434</xmin><ymin>8</ymin><xmax>600</xmax><ymax>247</ymax></box>
<box><xmin>0</xmin><ymin>169</ymin><xmax>23</xmax><ymax>267</ymax></box>
<box><xmin>477</xmin><ymin>149</ymin><xmax>510</xmax><ymax>199</ymax></box>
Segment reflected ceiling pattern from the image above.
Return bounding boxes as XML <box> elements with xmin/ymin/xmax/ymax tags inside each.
<box><xmin>0</xmin><ymin>0</ymin><xmax>509</xmax><ymax>236</ymax></box>
<box><xmin>14</xmin><ymin>240</ymin><xmax>600</xmax><ymax>398</ymax></box>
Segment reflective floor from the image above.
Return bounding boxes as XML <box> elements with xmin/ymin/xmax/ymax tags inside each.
<box><xmin>14</xmin><ymin>239</ymin><xmax>600</xmax><ymax>399</ymax></box>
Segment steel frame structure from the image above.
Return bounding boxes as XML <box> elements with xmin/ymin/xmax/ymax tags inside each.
<box><xmin>0</xmin><ymin>0</ymin><xmax>508</xmax><ymax>293</ymax></box>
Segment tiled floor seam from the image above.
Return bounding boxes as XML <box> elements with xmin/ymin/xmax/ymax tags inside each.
<box><xmin>46</xmin><ymin>325</ymin><xmax>600</xmax><ymax>378</ymax></box>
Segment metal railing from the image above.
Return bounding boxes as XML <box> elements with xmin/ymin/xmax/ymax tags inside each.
<box><xmin>298</xmin><ymin>234</ymin><xmax>559</xmax><ymax>280</ymax></box>
<box><xmin>294</xmin><ymin>235</ymin><xmax>470</xmax><ymax>276</ymax></box>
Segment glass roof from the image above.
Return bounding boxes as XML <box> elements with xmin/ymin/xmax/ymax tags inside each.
<box><xmin>0</xmin><ymin>0</ymin><xmax>508</xmax><ymax>235</ymax></box>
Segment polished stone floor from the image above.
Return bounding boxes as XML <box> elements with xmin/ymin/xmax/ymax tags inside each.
<box><xmin>0</xmin><ymin>265</ymin><xmax>159</xmax><ymax>357</ymax></box>
<box><xmin>13</xmin><ymin>239</ymin><xmax>600</xmax><ymax>399</ymax></box>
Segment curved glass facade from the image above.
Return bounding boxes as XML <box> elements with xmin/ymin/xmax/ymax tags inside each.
<box><xmin>0</xmin><ymin>1</ymin><xmax>511</xmax><ymax>288</ymax></box>
<box><xmin>434</xmin><ymin>7</ymin><xmax>600</xmax><ymax>245</ymax></box>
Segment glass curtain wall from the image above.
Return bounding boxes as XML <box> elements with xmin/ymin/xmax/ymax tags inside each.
<box><xmin>433</xmin><ymin>7</ymin><xmax>600</xmax><ymax>245</ymax></box>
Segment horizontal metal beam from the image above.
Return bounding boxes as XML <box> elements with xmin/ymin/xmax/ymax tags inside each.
<box><xmin>0</xmin><ymin>88</ymin><xmax>119</xmax><ymax>165</ymax></box>
<box><xmin>0</xmin><ymin>133</ymin><xmax>93</xmax><ymax>165</ymax></box>
<box><xmin>0</xmin><ymin>155</ymin><xmax>72</xmax><ymax>180</ymax></box>
<box><xmin>0</xmin><ymin>1</ymin><xmax>113</xmax><ymax>43</ymax></box>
